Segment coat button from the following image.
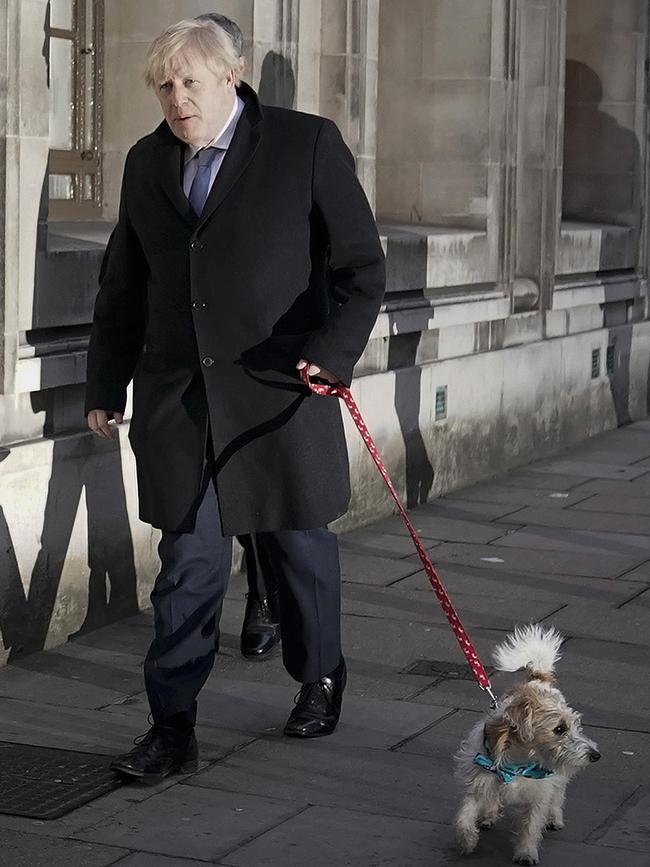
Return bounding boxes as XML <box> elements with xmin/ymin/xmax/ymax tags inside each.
<box><xmin>192</xmin><ymin>299</ymin><xmax>207</xmax><ymax>310</ymax></box>
<box><xmin>202</xmin><ymin>356</ymin><xmax>215</xmax><ymax>367</ymax></box>
<box><xmin>190</xmin><ymin>240</ymin><xmax>204</xmax><ymax>250</ymax></box>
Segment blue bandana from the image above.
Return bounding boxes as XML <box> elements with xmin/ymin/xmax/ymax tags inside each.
<box><xmin>473</xmin><ymin>752</ymin><xmax>553</xmax><ymax>784</ymax></box>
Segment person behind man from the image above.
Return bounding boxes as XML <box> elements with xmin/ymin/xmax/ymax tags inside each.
<box><xmin>86</xmin><ymin>17</ymin><xmax>385</xmax><ymax>781</ymax></box>
<box><xmin>196</xmin><ymin>11</ymin><xmax>280</xmax><ymax>661</ymax></box>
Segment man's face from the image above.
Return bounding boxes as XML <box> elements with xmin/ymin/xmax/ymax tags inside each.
<box><xmin>156</xmin><ymin>51</ymin><xmax>235</xmax><ymax>148</ymax></box>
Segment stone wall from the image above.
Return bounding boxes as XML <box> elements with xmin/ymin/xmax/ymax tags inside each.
<box><xmin>1</xmin><ymin>0</ymin><xmax>649</xmax><ymax>663</ymax></box>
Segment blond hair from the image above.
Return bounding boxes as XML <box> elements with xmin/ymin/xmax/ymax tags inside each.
<box><xmin>144</xmin><ymin>18</ymin><xmax>241</xmax><ymax>89</ymax></box>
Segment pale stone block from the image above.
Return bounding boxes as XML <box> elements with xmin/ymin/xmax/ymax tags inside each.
<box><xmin>376</xmin><ymin>160</ymin><xmax>421</xmax><ymax>222</ymax></box>
<box><xmin>420</xmin><ymin>161</ymin><xmax>488</xmax><ymax>226</ymax></box>
<box><xmin>378</xmin><ymin>0</ymin><xmax>424</xmax><ymax>80</ymax></box>
<box><xmin>567</xmin><ymin>304</ymin><xmax>605</xmax><ymax>334</ymax></box>
<box><xmin>556</xmin><ymin>223</ymin><xmax>603</xmax><ymax>275</ymax></box>
<box><xmin>503</xmin><ymin>312</ymin><xmax>544</xmax><ymax>348</ymax></box>
<box><xmin>436</xmin><ymin>322</ymin><xmax>475</xmax><ymax>359</ymax></box>
<box><xmin>518</xmin><ymin>2</ymin><xmax>549</xmax><ymax>90</ymax></box>
<box><xmin>321</xmin><ymin>0</ymin><xmax>348</xmax><ymax>55</ymax></box>
<box><xmin>17</xmin><ymin>0</ymin><xmax>49</xmax><ymax>137</ymax></box>
<box><xmin>252</xmin><ymin>0</ymin><xmax>280</xmax><ymax>43</ymax></box>
<box><xmin>319</xmin><ymin>52</ymin><xmax>347</xmax><ymax>128</ymax></box>
<box><xmin>104</xmin><ymin>42</ymin><xmax>162</xmax><ymax>149</ymax></box>
<box><xmin>567</xmin><ymin>33</ymin><xmax>640</xmax><ymax>103</ymax></box>
<box><xmin>421</xmin><ymin>0</ymin><xmax>492</xmax><ymax>80</ymax></box>
<box><xmin>545</xmin><ymin>309</ymin><xmax>568</xmax><ymax>338</ymax></box>
<box><xmin>106</xmin><ymin>0</ymin><xmax>254</xmax><ymax>42</ymax></box>
<box><xmin>366</xmin><ymin>0</ymin><xmax>380</xmax><ymax>63</ymax></box>
<box><xmin>426</xmin><ymin>229</ymin><xmax>489</xmax><ymax>288</ymax></box>
<box><xmin>567</xmin><ymin>0</ymin><xmax>643</xmax><ymax>40</ymax></box>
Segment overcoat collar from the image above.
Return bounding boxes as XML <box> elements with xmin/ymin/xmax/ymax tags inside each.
<box><xmin>151</xmin><ymin>81</ymin><xmax>264</xmax><ymax>229</ymax></box>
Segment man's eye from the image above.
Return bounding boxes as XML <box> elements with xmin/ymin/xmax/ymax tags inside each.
<box><xmin>185</xmin><ymin>79</ymin><xmax>198</xmax><ymax>87</ymax></box>
<box><xmin>159</xmin><ymin>82</ymin><xmax>172</xmax><ymax>91</ymax></box>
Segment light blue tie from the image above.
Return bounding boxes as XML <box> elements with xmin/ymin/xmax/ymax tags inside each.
<box><xmin>188</xmin><ymin>147</ymin><xmax>221</xmax><ymax>216</ymax></box>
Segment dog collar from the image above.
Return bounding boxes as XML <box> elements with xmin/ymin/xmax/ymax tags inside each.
<box><xmin>473</xmin><ymin>752</ymin><xmax>554</xmax><ymax>784</ymax></box>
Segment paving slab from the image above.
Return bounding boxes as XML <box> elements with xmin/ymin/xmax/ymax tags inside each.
<box><xmin>572</xmin><ymin>491</ymin><xmax>650</xmax><ymax>516</ymax></box>
<box><xmin>493</xmin><ymin>526</ymin><xmax>650</xmax><ymax>557</ymax></box>
<box><xmin>409</xmin><ymin>541</ymin><xmax>645</xmax><ymax>578</ymax></box>
<box><xmin>118</xmin><ymin>855</ymin><xmax>225</xmax><ymax>867</ymax></box>
<box><xmin>446</xmin><ymin>483</ymin><xmax>597</xmax><ymax>509</ymax></box>
<box><xmin>586</xmin><ymin>785</ymin><xmax>649</xmax><ymax>853</ymax></box>
<box><xmin>338</xmin><ymin>550</ymin><xmax>425</xmax><ymax>586</ymax></box>
<box><xmin>548</xmin><ymin>601</ymin><xmax>650</xmax><ymax>646</ymax></box>
<box><xmin>495</xmin><ymin>504</ymin><xmax>650</xmax><ymax>536</ymax></box>
<box><xmin>0</xmin><ymin>828</ymin><xmax>124</xmax><ymax>867</ymax></box>
<box><xmin>220</xmin><ymin>804</ymin><xmax>450</xmax><ymax>867</ymax></box>
<box><xmin>186</xmin><ymin>737</ymin><xmax>457</xmax><ymax>823</ymax></box>
<box><xmin>358</xmin><ymin>512</ymin><xmax>509</xmax><ymax>545</ymax></box>
<box><xmin>479</xmin><ymin>470</ymin><xmax>591</xmax><ymax>490</ymax></box>
<box><xmin>341</xmin><ymin>580</ymin><xmax>561</xmax><ymax>632</ymax></box>
<box><xmin>526</xmin><ymin>460</ymin><xmax>649</xmax><ymax>481</ymax></box>
<box><xmin>395</xmin><ymin>563</ymin><xmax>642</xmax><ymax>603</ymax></box>
<box><xmin>72</xmin><ymin>785</ymin><xmax>305</xmax><ymax>862</ymax></box>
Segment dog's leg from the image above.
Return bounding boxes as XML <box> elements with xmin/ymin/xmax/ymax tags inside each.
<box><xmin>546</xmin><ymin>777</ymin><xmax>567</xmax><ymax>830</ymax></box>
<box><xmin>479</xmin><ymin>798</ymin><xmax>500</xmax><ymax>830</ymax></box>
<box><xmin>512</xmin><ymin>788</ymin><xmax>552</xmax><ymax>865</ymax></box>
<box><xmin>455</xmin><ymin>791</ymin><xmax>482</xmax><ymax>854</ymax></box>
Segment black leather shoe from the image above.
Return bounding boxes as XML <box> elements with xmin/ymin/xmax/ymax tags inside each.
<box><xmin>284</xmin><ymin>657</ymin><xmax>346</xmax><ymax>738</ymax></box>
<box><xmin>110</xmin><ymin>725</ymin><xmax>198</xmax><ymax>783</ymax></box>
<box><xmin>240</xmin><ymin>593</ymin><xmax>281</xmax><ymax>660</ymax></box>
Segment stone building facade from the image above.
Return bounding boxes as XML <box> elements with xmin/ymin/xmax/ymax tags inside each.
<box><xmin>1</xmin><ymin>0</ymin><xmax>649</xmax><ymax>661</ymax></box>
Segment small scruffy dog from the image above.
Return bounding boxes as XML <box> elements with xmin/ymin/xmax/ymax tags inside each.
<box><xmin>454</xmin><ymin>624</ymin><xmax>600</xmax><ymax>865</ymax></box>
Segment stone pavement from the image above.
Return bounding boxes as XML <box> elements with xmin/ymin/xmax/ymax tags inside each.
<box><xmin>1</xmin><ymin>422</ymin><xmax>650</xmax><ymax>867</ymax></box>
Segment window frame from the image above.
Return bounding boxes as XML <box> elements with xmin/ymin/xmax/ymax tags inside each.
<box><xmin>47</xmin><ymin>0</ymin><xmax>104</xmax><ymax>220</ymax></box>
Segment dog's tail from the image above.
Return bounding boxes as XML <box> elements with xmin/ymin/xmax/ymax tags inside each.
<box><xmin>492</xmin><ymin>624</ymin><xmax>563</xmax><ymax>679</ymax></box>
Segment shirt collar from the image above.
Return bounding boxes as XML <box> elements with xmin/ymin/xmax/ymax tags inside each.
<box><xmin>184</xmin><ymin>95</ymin><xmax>245</xmax><ymax>164</ymax></box>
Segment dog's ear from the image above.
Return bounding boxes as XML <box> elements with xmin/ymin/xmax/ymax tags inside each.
<box><xmin>504</xmin><ymin>695</ymin><xmax>535</xmax><ymax>742</ymax></box>
<box><xmin>485</xmin><ymin>718</ymin><xmax>512</xmax><ymax>764</ymax></box>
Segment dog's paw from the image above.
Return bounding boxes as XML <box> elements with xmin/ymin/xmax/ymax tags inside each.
<box><xmin>455</xmin><ymin>828</ymin><xmax>479</xmax><ymax>855</ymax></box>
<box><xmin>512</xmin><ymin>854</ymin><xmax>538</xmax><ymax>866</ymax></box>
<box><xmin>545</xmin><ymin>819</ymin><xmax>564</xmax><ymax>831</ymax></box>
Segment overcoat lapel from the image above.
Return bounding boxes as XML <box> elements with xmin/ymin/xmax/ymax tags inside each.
<box><xmin>152</xmin><ymin>123</ymin><xmax>197</xmax><ymax>227</ymax></box>
<box><xmin>198</xmin><ymin>83</ymin><xmax>263</xmax><ymax>229</ymax></box>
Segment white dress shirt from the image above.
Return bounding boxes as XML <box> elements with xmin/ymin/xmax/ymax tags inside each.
<box><xmin>182</xmin><ymin>95</ymin><xmax>245</xmax><ymax>198</ymax></box>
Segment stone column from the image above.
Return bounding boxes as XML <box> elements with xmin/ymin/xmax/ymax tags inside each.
<box><xmin>319</xmin><ymin>0</ymin><xmax>378</xmax><ymax>208</ymax></box>
<box><xmin>0</xmin><ymin>0</ymin><xmax>50</xmax><ymax>394</ymax></box>
<box><xmin>499</xmin><ymin>0</ymin><xmax>566</xmax><ymax>312</ymax></box>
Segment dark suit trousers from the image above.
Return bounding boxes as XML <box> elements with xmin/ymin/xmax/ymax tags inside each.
<box><xmin>144</xmin><ymin>480</ymin><xmax>342</xmax><ymax>727</ymax></box>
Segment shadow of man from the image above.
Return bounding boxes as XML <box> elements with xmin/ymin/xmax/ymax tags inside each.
<box><xmin>388</xmin><ymin>305</ymin><xmax>435</xmax><ymax>508</ymax></box>
<box><xmin>6</xmin><ymin>394</ymin><xmax>139</xmax><ymax>660</ymax></box>
<box><xmin>258</xmin><ymin>50</ymin><xmax>296</xmax><ymax>109</ymax></box>
<box><xmin>564</xmin><ymin>60</ymin><xmax>642</xmax><ymax>427</ymax></box>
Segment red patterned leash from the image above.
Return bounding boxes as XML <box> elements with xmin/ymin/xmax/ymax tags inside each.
<box><xmin>301</xmin><ymin>368</ymin><xmax>498</xmax><ymax>706</ymax></box>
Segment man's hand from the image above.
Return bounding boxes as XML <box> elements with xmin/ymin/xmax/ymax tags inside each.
<box><xmin>296</xmin><ymin>359</ymin><xmax>340</xmax><ymax>384</ymax></box>
<box><xmin>87</xmin><ymin>409</ymin><xmax>124</xmax><ymax>440</ymax></box>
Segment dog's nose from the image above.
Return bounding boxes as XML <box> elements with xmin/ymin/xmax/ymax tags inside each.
<box><xmin>589</xmin><ymin>749</ymin><xmax>601</xmax><ymax>763</ymax></box>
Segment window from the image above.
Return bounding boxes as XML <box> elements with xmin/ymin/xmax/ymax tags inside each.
<box><xmin>47</xmin><ymin>0</ymin><xmax>104</xmax><ymax>220</ymax></box>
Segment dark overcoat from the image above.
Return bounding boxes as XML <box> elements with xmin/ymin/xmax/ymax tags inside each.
<box><xmin>85</xmin><ymin>82</ymin><xmax>385</xmax><ymax>535</ymax></box>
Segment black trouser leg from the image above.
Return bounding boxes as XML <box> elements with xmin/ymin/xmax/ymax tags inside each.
<box><xmin>255</xmin><ymin>528</ymin><xmax>342</xmax><ymax>682</ymax></box>
<box><xmin>144</xmin><ymin>481</ymin><xmax>232</xmax><ymax>727</ymax></box>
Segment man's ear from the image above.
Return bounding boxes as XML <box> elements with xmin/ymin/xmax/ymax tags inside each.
<box><xmin>504</xmin><ymin>695</ymin><xmax>535</xmax><ymax>742</ymax></box>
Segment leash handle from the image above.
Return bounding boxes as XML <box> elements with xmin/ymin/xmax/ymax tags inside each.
<box><xmin>300</xmin><ymin>367</ymin><xmax>495</xmax><ymax>697</ymax></box>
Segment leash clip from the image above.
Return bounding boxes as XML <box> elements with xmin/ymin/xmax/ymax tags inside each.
<box><xmin>482</xmin><ymin>684</ymin><xmax>499</xmax><ymax>709</ymax></box>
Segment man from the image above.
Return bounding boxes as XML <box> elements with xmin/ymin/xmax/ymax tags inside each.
<box><xmin>196</xmin><ymin>11</ymin><xmax>281</xmax><ymax>662</ymax></box>
<box><xmin>86</xmin><ymin>17</ymin><xmax>385</xmax><ymax>781</ymax></box>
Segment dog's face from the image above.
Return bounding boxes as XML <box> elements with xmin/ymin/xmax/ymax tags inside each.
<box><xmin>486</xmin><ymin>683</ymin><xmax>600</xmax><ymax>775</ymax></box>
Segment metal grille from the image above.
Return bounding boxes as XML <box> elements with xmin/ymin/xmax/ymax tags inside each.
<box><xmin>0</xmin><ymin>742</ymin><xmax>123</xmax><ymax>820</ymax></box>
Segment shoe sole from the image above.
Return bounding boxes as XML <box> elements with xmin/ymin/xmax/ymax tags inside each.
<box><xmin>110</xmin><ymin>758</ymin><xmax>199</xmax><ymax>784</ymax></box>
<box><xmin>283</xmin><ymin>725</ymin><xmax>338</xmax><ymax>739</ymax></box>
